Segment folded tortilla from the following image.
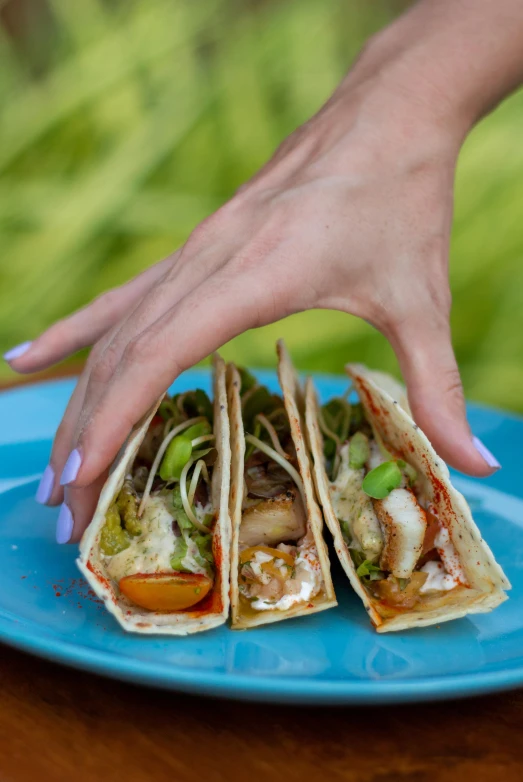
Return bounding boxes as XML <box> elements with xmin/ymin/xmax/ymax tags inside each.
<box><xmin>77</xmin><ymin>354</ymin><xmax>231</xmax><ymax>635</ymax></box>
<box><xmin>305</xmin><ymin>363</ymin><xmax>510</xmax><ymax>632</ymax></box>
<box><xmin>228</xmin><ymin>341</ymin><xmax>336</xmax><ymax>629</ymax></box>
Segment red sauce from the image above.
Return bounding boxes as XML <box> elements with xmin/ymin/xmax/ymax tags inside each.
<box><xmin>182</xmin><ymin>531</ymin><xmax>224</xmax><ymax>616</ymax></box>
<box><xmin>86</xmin><ymin>559</ymin><xmax>116</xmax><ymax>602</ymax></box>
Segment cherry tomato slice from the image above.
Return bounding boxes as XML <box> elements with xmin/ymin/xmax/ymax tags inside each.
<box><xmin>119</xmin><ymin>572</ymin><xmax>212</xmax><ymax>611</ymax></box>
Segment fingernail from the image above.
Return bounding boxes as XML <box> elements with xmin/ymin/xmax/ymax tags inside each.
<box><xmin>3</xmin><ymin>341</ymin><xmax>32</xmax><ymax>362</ymax></box>
<box><xmin>35</xmin><ymin>464</ymin><xmax>55</xmax><ymax>504</ymax></box>
<box><xmin>56</xmin><ymin>503</ymin><xmax>74</xmax><ymax>544</ymax></box>
<box><xmin>60</xmin><ymin>448</ymin><xmax>82</xmax><ymax>486</ymax></box>
<box><xmin>472</xmin><ymin>436</ymin><xmax>501</xmax><ymax>470</ymax></box>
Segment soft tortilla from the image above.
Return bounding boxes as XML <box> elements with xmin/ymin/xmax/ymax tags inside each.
<box><xmin>77</xmin><ymin>354</ymin><xmax>232</xmax><ymax>635</ymax></box>
<box><xmin>227</xmin><ymin>343</ymin><xmax>337</xmax><ymax>629</ymax></box>
<box><xmin>305</xmin><ymin>363</ymin><xmax>510</xmax><ymax>633</ymax></box>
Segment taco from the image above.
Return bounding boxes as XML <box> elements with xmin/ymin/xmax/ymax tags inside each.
<box><xmin>77</xmin><ymin>354</ymin><xmax>231</xmax><ymax>635</ymax></box>
<box><xmin>227</xmin><ymin>341</ymin><xmax>337</xmax><ymax>629</ymax></box>
<box><xmin>305</xmin><ymin>363</ymin><xmax>510</xmax><ymax>632</ymax></box>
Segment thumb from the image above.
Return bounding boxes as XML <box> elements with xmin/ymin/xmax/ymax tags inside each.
<box><xmin>391</xmin><ymin>319</ymin><xmax>500</xmax><ymax>477</ymax></box>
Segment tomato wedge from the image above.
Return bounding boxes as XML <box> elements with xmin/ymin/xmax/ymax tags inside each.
<box><xmin>119</xmin><ymin>573</ymin><xmax>213</xmax><ymax>611</ymax></box>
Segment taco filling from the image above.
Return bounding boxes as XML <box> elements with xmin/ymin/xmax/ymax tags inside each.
<box><xmin>320</xmin><ymin>395</ymin><xmax>468</xmax><ymax>617</ymax></box>
<box><xmin>236</xmin><ymin>369</ymin><xmax>324</xmax><ymax>612</ymax></box>
<box><xmin>98</xmin><ymin>389</ymin><xmax>218</xmax><ymax>612</ymax></box>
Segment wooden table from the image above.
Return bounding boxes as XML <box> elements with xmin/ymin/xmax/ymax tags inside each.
<box><xmin>1</xmin><ymin>369</ymin><xmax>522</xmax><ymax>782</ymax></box>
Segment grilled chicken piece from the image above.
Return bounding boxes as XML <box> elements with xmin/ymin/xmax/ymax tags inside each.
<box><xmin>373</xmin><ymin>489</ymin><xmax>427</xmax><ymax>579</ymax></box>
<box><xmin>239</xmin><ymin>489</ymin><xmax>306</xmax><ymax>548</ymax></box>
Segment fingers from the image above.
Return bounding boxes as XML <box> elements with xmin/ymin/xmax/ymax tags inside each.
<box><xmin>59</xmin><ymin>268</ymin><xmax>269</xmax><ymax>541</ymax></box>
<box><xmin>75</xmin><ymin>219</ymin><xmax>234</xmax><ymax>393</ymax></box>
<box><xmin>35</xmin><ymin>212</ymin><xmax>241</xmax><ymax>535</ymax></box>
<box><xmin>391</xmin><ymin>313</ymin><xmax>500</xmax><ymax>477</ymax></box>
<box><xmin>53</xmin><ymin>225</ymin><xmax>237</xmax><ymax>490</ymax></box>
<box><xmin>58</xmin><ymin>474</ymin><xmax>109</xmax><ymax>544</ymax></box>
<box><xmin>35</xmin><ymin>363</ymin><xmax>93</xmax><ymax>507</ymax></box>
<box><xmin>4</xmin><ymin>254</ymin><xmax>176</xmax><ymax>374</ymax></box>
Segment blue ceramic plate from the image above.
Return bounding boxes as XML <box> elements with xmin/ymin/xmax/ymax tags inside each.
<box><xmin>0</xmin><ymin>370</ymin><xmax>521</xmax><ymax>705</ymax></box>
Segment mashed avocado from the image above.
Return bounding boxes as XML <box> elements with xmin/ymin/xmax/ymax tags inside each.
<box><xmin>100</xmin><ymin>502</ymin><xmax>131</xmax><ymax>556</ymax></box>
<box><xmin>117</xmin><ymin>479</ymin><xmax>142</xmax><ymax>536</ymax></box>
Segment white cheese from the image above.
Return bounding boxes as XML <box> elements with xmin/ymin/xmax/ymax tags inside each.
<box><xmin>419</xmin><ymin>560</ymin><xmax>460</xmax><ymax>594</ymax></box>
<box><xmin>105</xmin><ymin>495</ymin><xmax>175</xmax><ymax>582</ymax></box>
<box><xmin>181</xmin><ymin>534</ymin><xmax>209</xmax><ymax>577</ymax></box>
<box><xmin>194</xmin><ymin>500</ymin><xmax>212</xmax><ymax>523</ymax></box>
<box><xmin>250</xmin><ymin>548</ymin><xmax>322</xmax><ymax>612</ymax></box>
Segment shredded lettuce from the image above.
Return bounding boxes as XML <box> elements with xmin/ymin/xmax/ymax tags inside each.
<box><xmin>170</xmin><ymin>534</ymin><xmax>190</xmax><ymax>572</ymax></box>
<box><xmin>172</xmin><ymin>485</ymin><xmax>193</xmax><ymax>530</ymax></box>
<box><xmin>350</xmin><ymin>549</ymin><xmax>385</xmax><ymax>581</ymax></box>
<box><xmin>192</xmin><ymin>532</ymin><xmax>213</xmax><ymax>566</ymax></box>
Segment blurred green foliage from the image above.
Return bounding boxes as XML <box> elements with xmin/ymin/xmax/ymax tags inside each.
<box><xmin>0</xmin><ymin>0</ymin><xmax>522</xmax><ymax>412</ymax></box>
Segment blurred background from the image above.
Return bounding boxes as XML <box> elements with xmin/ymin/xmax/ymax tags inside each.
<box><xmin>0</xmin><ymin>0</ymin><xmax>522</xmax><ymax>412</ymax></box>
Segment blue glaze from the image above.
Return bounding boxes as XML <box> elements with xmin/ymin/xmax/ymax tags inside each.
<box><xmin>0</xmin><ymin>370</ymin><xmax>521</xmax><ymax>705</ymax></box>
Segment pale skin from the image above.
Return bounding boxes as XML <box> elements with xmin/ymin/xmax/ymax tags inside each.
<box><xmin>5</xmin><ymin>0</ymin><xmax>523</xmax><ymax>543</ymax></box>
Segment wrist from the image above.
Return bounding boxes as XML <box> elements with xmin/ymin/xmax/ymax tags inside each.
<box><xmin>346</xmin><ymin>0</ymin><xmax>523</xmax><ymax>145</ymax></box>
<box><xmin>339</xmin><ymin>26</ymin><xmax>474</xmax><ymax>150</ymax></box>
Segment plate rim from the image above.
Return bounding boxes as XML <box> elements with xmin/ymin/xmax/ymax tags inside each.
<box><xmin>1</xmin><ymin>371</ymin><xmax>521</xmax><ymax>705</ymax></box>
<box><xmin>2</xmin><ymin>619</ymin><xmax>523</xmax><ymax>705</ymax></box>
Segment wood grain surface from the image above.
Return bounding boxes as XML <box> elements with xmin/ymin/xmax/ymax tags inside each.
<box><xmin>1</xmin><ymin>643</ymin><xmax>523</xmax><ymax>782</ymax></box>
<box><xmin>1</xmin><ymin>369</ymin><xmax>522</xmax><ymax>782</ymax></box>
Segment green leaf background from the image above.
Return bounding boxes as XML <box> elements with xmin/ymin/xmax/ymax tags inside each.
<box><xmin>1</xmin><ymin>0</ymin><xmax>522</xmax><ymax>413</ymax></box>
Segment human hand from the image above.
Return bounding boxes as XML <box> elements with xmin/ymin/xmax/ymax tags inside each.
<box><xmin>5</xmin><ymin>6</ymin><xmax>507</xmax><ymax>542</ymax></box>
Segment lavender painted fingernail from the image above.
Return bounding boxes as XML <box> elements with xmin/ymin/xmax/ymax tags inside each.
<box><xmin>60</xmin><ymin>448</ymin><xmax>82</xmax><ymax>485</ymax></box>
<box><xmin>56</xmin><ymin>503</ymin><xmax>74</xmax><ymax>544</ymax></box>
<box><xmin>3</xmin><ymin>341</ymin><xmax>32</xmax><ymax>362</ymax></box>
<box><xmin>472</xmin><ymin>436</ymin><xmax>501</xmax><ymax>470</ymax></box>
<box><xmin>35</xmin><ymin>464</ymin><xmax>54</xmax><ymax>505</ymax></box>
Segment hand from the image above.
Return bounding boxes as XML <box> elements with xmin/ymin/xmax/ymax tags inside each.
<box><xmin>5</xmin><ymin>11</ymin><xmax>505</xmax><ymax>542</ymax></box>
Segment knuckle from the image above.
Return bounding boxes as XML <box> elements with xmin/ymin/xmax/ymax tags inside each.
<box><xmin>90</xmin><ymin>354</ymin><xmax>116</xmax><ymax>385</ymax></box>
<box><xmin>121</xmin><ymin>334</ymin><xmax>151</xmax><ymax>367</ymax></box>
<box><xmin>52</xmin><ymin>419</ymin><xmax>74</xmax><ymax>460</ymax></box>
<box><xmin>93</xmin><ymin>287</ymin><xmax>119</xmax><ymax>313</ymax></box>
<box><xmin>441</xmin><ymin>366</ymin><xmax>464</xmax><ymax>401</ymax></box>
<box><xmin>86</xmin><ymin>341</ymin><xmax>105</xmax><ymax>369</ymax></box>
<box><xmin>184</xmin><ymin>216</ymin><xmax>217</xmax><ymax>253</ymax></box>
<box><xmin>228</xmin><ymin>228</ymin><xmax>280</xmax><ymax>275</ymax></box>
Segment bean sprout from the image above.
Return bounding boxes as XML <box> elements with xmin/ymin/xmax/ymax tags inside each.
<box><xmin>191</xmin><ymin>434</ymin><xmax>215</xmax><ymax>448</ymax></box>
<box><xmin>245</xmin><ymin>434</ymin><xmax>306</xmax><ymax>508</ymax></box>
<box><xmin>138</xmin><ymin>416</ymin><xmax>206</xmax><ymax>517</ymax></box>
<box><xmin>240</xmin><ymin>384</ymin><xmax>259</xmax><ymax>410</ymax></box>
<box><xmin>180</xmin><ymin>459</ymin><xmax>212</xmax><ymax>534</ymax></box>
<box><xmin>188</xmin><ymin>459</ymin><xmax>210</xmax><ymax>507</ymax></box>
<box><xmin>255</xmin><ymin>414</ymin><xmax>287</xmax><ymax>458</ymax></box>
